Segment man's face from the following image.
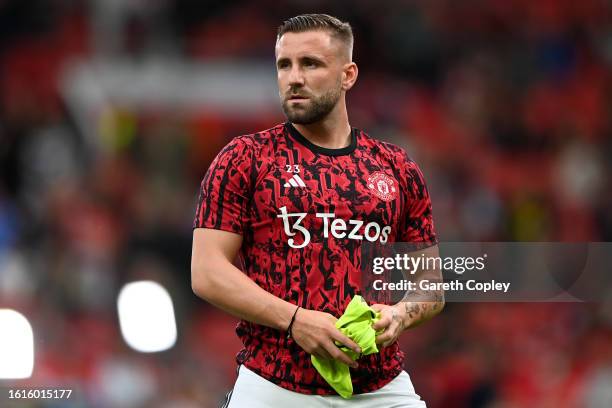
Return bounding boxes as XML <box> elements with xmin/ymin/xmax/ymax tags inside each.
<box><xmin>275</xmin><ymin>30</ymin><xmax>346</xmax><ymax>124</ymax></box>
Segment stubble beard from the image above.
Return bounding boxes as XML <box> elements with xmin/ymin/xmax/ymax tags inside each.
<box><xmin>281</xmin><ymin>84</ymin><xmax>342</xmax><ymax>125</ymax></box>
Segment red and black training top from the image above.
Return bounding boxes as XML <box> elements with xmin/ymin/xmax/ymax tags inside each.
<box><xmin>193</xmin><ymin>122</ymin><xmax>437</xmax><ymax>395</ymax></box>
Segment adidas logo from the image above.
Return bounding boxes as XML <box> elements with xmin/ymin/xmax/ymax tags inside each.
<box><xmin>284</xmin><ymin>174</ymin><xmax>307</xmax><ymax>188</ymax></box>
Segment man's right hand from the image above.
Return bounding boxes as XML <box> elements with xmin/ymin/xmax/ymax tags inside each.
<box><xmin>290</xmin><ymin>308</ymin><xmax>361</xmax><ymax>368</ymax></box>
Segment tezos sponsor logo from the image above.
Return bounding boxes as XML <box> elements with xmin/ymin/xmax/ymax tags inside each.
<box><xmin>277</xmin><ymin>206</ymin><xmax>391</xmax><ymax>249</ymax></box>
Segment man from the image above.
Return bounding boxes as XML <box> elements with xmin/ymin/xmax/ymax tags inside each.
<box><xmin>192</xmin><ymin>14</ymin><xmax>443</xmax><ymax>407</ymax></box>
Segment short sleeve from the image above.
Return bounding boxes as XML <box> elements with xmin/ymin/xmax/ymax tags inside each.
<box><xmin>193</xmin><ymin>137</ymin><xmax>254</xmax><ymax>234</ymax></box>
<box><xmin>398</xmin><ymin>158</ymin><xmax>438</xmax><ymax>245</ymax></box>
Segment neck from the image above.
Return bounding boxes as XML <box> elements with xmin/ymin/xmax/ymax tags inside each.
<box><xmin>292</xmin><ymin>101</ymin><xmax>351</xmax><ymax>149</ymax></box>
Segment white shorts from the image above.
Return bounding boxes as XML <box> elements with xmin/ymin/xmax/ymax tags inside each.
<box><xmin>224</xmin><ymin>365</ymin><xmax>427</xmax><ymax>408</ymax></box>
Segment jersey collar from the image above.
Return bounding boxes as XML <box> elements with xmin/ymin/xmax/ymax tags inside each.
<box><xmin>285</xmin><ymin>122</ymin><xmax>357</xmax><ymax>157</ymax></box>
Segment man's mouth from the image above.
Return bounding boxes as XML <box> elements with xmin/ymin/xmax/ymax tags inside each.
<box><xmin>288</xmin><ymin>95</ymin><xmax>309</xmax><ymax>101</ymax></box>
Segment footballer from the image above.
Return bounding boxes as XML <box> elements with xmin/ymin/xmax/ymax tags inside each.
<box><xmin>191</xmin><ymin>14</ymin><xmax>444</xmax><ymax>407</ymax></box>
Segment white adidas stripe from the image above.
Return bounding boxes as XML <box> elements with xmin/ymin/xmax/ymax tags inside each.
<box><xmin>294</xmin><ymin>175</ymin><xmax>306</xmax><ymax>187</ymax></box>
<box><xmin>284</xmin><ymin>175</ymin><xmax>307</xmax><ymax>188</ymax></box>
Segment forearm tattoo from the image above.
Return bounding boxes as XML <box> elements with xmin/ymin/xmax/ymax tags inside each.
<box><xmin>401</xmin><ymin>288</ymin><xmax>444</xmax><ymax>328</ymax></box>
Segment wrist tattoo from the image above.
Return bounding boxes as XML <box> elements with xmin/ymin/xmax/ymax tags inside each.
<box><xmin>405</xmin><ymin>302</ymin><xmax>421</xmax><ymax>319</ymax></box>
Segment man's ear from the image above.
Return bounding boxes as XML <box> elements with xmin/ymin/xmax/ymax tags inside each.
<box><xmin>342</xmin><ymin>62</ymin><xmax>358</xmax><ymax>91</ymax></box>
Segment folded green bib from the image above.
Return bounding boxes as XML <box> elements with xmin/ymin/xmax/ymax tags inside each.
<box><xmin>311</xmin><ymin>295</ymin><xmax>382</xmax><ymax>399</ymax></box>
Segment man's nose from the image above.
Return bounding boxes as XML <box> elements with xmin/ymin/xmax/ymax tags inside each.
<box><xmin>288</xmin><ymin>66</ymin><xmax>305</xmax><ymax>86</ymax></box>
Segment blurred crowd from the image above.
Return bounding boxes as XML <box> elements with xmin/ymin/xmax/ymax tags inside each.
<box><xmin>0</xmin><ymin>1</ymin><xmax>611</xmax><ymax>407</ymax></box>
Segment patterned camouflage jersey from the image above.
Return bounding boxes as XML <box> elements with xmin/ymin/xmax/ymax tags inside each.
<box><xmin>194</xmin><ymin>122</ymin><xmax>437</xmax><ymax>395</ymax></box>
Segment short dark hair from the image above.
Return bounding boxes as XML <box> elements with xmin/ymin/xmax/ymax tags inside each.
<box><xmin>277</xmin><ymin>14</ymin><xmax>353</xmax><ymax>59</ymax></box>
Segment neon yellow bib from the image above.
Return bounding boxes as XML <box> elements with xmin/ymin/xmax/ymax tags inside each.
<box><xmin>311</xmin><ymin>296</ymin><xmax>382</xmax><ymax>399</ymax></box>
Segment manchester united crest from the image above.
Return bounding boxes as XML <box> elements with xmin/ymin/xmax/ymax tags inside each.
<box><xmin>367</xmin><ymin>172</ymin><xmax>398</xmax><ymax>202</ymax></box>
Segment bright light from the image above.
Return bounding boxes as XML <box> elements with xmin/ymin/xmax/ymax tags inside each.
<box><xmin>117</xmin><ymin>281</ymin><xmax>177</xmax><ymax>352</ymax></box>
<box><xmin>0</xmin><ymin>309</ymin><xmax>34</xmax><ymax>378</ymax></box>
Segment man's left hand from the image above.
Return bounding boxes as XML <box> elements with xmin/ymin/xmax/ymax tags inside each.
<box><xmin>371</xmin><ymin>303</ymin><xmax>405</xmax><ymax>348</ymax></box>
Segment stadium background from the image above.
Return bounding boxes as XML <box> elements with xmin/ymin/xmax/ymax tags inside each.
<box><xmin>0</xmin><ymin>0</ymin><xmax>611</xmax><ymax>407</ymax></box>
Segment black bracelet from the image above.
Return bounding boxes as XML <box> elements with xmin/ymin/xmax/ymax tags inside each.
<box><xmin>286</xmin><ymin>306</ymin><xmax>300</xmax><ymax>339</ymax></box>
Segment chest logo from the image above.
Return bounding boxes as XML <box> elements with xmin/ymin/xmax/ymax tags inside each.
<box><xmin>367</xmin><ymin>172</ymin><xmax>397</xmax><ymax>202</ymax></box>
<box><xmin>283</xmin><ymin>164</ymin><xmax>307</xmax><ymax>188</ymax></box>
<box><xmin>284</xmin><ymin>174</ymin><xmax>307</xmax><ymax>188</ymax></box>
